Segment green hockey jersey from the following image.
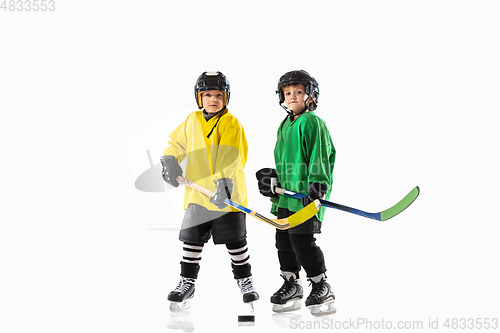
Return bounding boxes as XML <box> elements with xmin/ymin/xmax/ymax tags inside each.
<box><xmin>272</xmin><ymin>112</ymin><xmax>336</xmax><ymax>222</ymax></box>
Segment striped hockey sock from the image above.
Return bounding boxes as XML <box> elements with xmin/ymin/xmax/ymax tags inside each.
<box><xmin>227</xmin><ymin>244</ymin><xmax>250</xmax><ymax>267</ymax></box>
<box><xmin>181</xmin><ymin>243</ymin><xmax>204</xmax><ymax>265</ymax></box>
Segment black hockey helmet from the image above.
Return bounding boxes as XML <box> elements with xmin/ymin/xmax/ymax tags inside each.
<box><xmin>194</xmin><ymin>71</ymin><xmax>230</xmax><ymax>109</ymax></box>
<box><xmin>276</xmin><ymin>70</ymin><xmax>319</xmax><ymax>111</ymax></box>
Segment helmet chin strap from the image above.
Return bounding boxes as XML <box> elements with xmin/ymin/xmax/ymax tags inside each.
<box><xmin>291</xmin><ymin>106</ymin><xmax>308</xmax><ymax>121</ymax></box>
<box><xmin>278</xmin><ymin>104</ymin><xmax>308</xmax><ymax>142</ymax></box>
<box><xmin>205</xmin><ymin>106</ymin><xmax>227</xmax><ymax>139</ymax></box>
<box><xmin>279</xmin><ymin>104</ymin><xmax>307</xmax><ymax>123</ymax></box>
<box><xmin>281</xmin><ymin>96</ymin><xmax>311</xmax><ymax>122</ymax></box>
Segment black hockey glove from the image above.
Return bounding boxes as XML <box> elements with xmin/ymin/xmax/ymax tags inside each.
<box><xmin>160</xmin><ymin>155</ymin><xmax>183</xmax><ymax>187</ymax></box>
<box><xmin>302</xmin><ymin>182</ymin><xmax>328</xmax><ymax>207</ymax></box>
<box><xmin>210</xmin><ymin>178</ymin><xmax>234</xmax><ymax>209</ymax></box>
<box><xmin>255</xmin><ymin>168</ymin><xmax>279</xmax><ymax>198</ymax></box>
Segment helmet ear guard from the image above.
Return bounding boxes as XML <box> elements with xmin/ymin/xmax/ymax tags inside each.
<box><xmin>194</xmin><ymin>71</ymin><xmax>231</xmax><ymax>109</ymax></box>
<box><xmin>305</xmin><ymin>90</ymin><xmax>318</xmax><ymax>111</ymax></box>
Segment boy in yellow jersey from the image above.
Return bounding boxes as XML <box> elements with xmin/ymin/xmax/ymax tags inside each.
<box><xmin>161</xmin><ymin>71</ymin><xmax>259</xmax><ymax>311</ymax></box>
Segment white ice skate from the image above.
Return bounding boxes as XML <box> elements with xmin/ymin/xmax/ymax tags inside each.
<box><xmin>305</xmin><ymin>274</ymin><xmax>336</xmax><ymax>316</ymax></box>
<box><xmin>168</xmin><ymin>277</ymin><xmax>195</xmax><ymax>312</ymax></box>
<box><xmin>237</xmin><ymin>277</ymin><xmax>259</xmax><ymax>311</ymax></box>
<box><xmin>271</xmin><ymin>272</ymin><xmax>303</xmax><ymax>313</ymax></box>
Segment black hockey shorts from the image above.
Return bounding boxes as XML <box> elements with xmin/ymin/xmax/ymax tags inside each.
<box><xmin>275</xmin><ymin>207</ymin><xmax>326</xmax><ymax>277</ymax></box>
<box><xmin>179</xmin><ymin>203</ymin><xmax>247</xmax><ymax>244</ymax></box>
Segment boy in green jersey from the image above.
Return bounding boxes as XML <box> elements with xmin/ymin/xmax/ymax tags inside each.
<box><xmin>256</xmin><ymin>70</ymin><xmax>336</xmax><ymax>316</ymax></box>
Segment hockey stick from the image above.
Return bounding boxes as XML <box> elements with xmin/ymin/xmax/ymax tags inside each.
<box><xmin>274</xmin><ymin>186</ymin><xmax>420</xmax><ymax>221</ymax></box>
<box><xmin>177</xmin><ymin>176</ymin><xmax>321</xmax><ymax>229</ymax></box>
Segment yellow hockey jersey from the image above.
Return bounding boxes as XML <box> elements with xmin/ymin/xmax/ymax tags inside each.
<box><xmin>164</xmin><ymin>109</ymin><xmax>248</xmax><ymax>212</ymax></box>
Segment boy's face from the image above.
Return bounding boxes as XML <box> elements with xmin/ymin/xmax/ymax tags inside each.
<box><xmin>283</xmin><ymin>84</ymin><xmax>309</xmax><ymax>114</ymax></box>
<box><xmin>201</xmin><ymin>90</ymin><xmax>225</xmax><ymax>114</ymax></box>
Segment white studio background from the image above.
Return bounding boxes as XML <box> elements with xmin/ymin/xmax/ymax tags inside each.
<box><xmin>1</xmin><ymin>1</ymin><xmax>499</xmax><ymax>332</ymax></box>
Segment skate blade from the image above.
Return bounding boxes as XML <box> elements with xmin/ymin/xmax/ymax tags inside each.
<box><xmin>272</xmin><ymin>299</ymin><xmax>302</xmax><ymax>313</ymax></box>
<box><xmin>169</xmin><ymin>298</ymin><xmax>192</xmax><ymax>312</ymax></box>
<box><xmin>308</xmin><ymin>300</ymin><xmax>336</xmax><ymax>317</ymax></box>
<box><xmin>246</xmin><ymin>301</ymin><xmax>256</xmax><ymax>313</ymax></box>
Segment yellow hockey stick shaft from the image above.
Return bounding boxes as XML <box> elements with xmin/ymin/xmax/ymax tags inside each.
<box><xmin>177</xmin><ymin>176</ymin><xmax>320</xmax><ymax>229</ymax></box>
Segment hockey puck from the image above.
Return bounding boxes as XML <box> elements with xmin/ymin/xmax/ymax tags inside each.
<box><xmin>238</xmin><ymin>315</ymin><xmax>255</xmax><ymax>323</ymax></box>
